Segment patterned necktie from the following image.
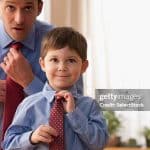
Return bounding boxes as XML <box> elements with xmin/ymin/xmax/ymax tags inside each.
<box><xmin>2</xmin><ymin>42</ymin><xmax>25</xmax><ymax>139</ymax></box>
<box><xmin>49</xmin><ymin>97</ymin><xmax>65</xmax><ymax>150</ymax></box>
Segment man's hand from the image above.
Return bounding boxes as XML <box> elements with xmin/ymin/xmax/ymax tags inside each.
<box><xmin>31</xmin><ymin>125</ymin><xmax>58</xmax><ymax>144</ymax></box>
<box><xmin>0</xmin><ymin>47</ymin><xmax>34</xmax><ymax>88</ymax></box>
<box><xmin>55</xmin><ymin>90</ymin><xmax>75</xmax><ymax>113</ymax></box>
<box><xmin>0</xmin><ymin>80</ymin><xmax>6</xmax><ymax>102</ymax></box>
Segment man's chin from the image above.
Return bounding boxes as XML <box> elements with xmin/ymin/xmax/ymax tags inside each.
<box><xmin>10</xmin><ymin>34</ymin><xmax>26</xmax><ymax>41</ymax></box>
<box><xmin>10</xmin><ymin>29</ymin><xmax>28</xmax><ymax>41</ymax></box>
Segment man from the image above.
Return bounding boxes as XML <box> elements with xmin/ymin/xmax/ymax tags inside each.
<box><xmin>0</xmin><ymin>0</ymin><xmax>83</xmax><ymax>141</ymax></box>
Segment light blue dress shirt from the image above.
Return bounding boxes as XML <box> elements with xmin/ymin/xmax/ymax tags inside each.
<box><xmin>0</xmin><ymin>20</ymin><xmax>83</xmax><ymax>137</ymax></box>
<box><xmin>2</xmin><ymin>82</ymin><xmax>108</xmax><ymax>150</ymax></box>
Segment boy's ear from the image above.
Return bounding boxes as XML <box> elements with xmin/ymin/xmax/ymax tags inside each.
<box><xmin>39</xmin><ymin>57</ymin><xmax>45</xmax><ymax>72</ymax></box>
<box><xmin>81</xmin><ymin>60</ymin><xmax>89</xmax><ymax>74</ymax></box>
<box><xmin>37</xmin><ymin>1</ymin><xmax>43</xmax><ymax>16</ymax></box>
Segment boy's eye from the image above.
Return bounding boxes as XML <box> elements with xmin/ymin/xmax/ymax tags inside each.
<box><xmin>50</xmin><ymin>58</ymin><xmax>58</xmax><ymax>62</ymax></box>
<box><xmin>68</xmin><ymin>59</ymin><xmax>76</xmax><ymax>63</ymax></box>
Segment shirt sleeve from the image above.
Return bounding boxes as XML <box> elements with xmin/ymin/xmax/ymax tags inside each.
<box><xmin>2</xmin><ymin>101</ymin><xmax>37</xmax><ymax>150</ymax></box>
<box><xmin>23</xmin><ymin>76</ymin><xmax>44</xmax><ymax>95</ymax></box>
<box><xmin>2</xmin><ymin>114</ymin><xmax>36</xmax><ymax>150</ymax></box>
<box><xmin>66</xmin><ymin>100</ymin><xmax>108</xmax><ymax>150</ymax></box>
<box><xmin>2</xmin><ymin>129</ymin><xmax>37</xmax><ymax>150</ymax></box>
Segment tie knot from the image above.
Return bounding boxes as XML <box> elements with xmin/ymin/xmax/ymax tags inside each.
<box><xmin>10</xmin><ymin>42</ymin><xmax>22</xmax><ymax>50</ymax></box>
<box><xmin>55</xmin><ymin>97</ymin><xmax>65</xmax><ymax>102</ymax></box>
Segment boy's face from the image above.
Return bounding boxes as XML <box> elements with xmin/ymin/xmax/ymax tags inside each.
<box><xmin>0</xmin><ymin>0</ymin><xmax>42</xmax><ymax>41</ymax></box>
<box><xmin>40</xmin><ymin>46</ymin><xmax>88</xmax><ymax>91</ymax></box>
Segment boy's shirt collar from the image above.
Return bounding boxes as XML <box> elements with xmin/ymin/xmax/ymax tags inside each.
<box><xmin>42</xmin><ymin>82</ymin><xmax>79</xmax><ymax>103</ymax></box>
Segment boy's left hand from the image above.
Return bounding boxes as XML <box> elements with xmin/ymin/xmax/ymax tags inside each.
<box><xmin>55</xmin><ymin>90</ymin><xmax>75</xmax><ymax>113</ymax></box>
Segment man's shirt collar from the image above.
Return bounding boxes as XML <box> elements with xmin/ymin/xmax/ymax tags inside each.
<box><xmin>0</xmin><ymin>20</ymin><xmax>12</xmax><ymax>49</ymax></box>
<box><xmin>0</xmin><ymin>20</ymin><xmax>35</xmax><ymax>51</ymax></box>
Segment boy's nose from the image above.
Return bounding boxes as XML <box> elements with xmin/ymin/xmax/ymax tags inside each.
<box><xmin>58</xmin><ymin>63</ymin><xmax>67</xmax><ymax>71</ymax></box>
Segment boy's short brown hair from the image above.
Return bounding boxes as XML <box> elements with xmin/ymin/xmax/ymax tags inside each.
<box><xmin>41</xmin><ymin>27</ymin><xmax>87</xmax><ymax>61</ymax></box>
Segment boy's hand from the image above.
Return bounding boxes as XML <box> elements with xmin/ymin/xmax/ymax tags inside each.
<box><xmin>30</xmin><ymin>125</ymin><xmax>58</xmax><ymax>144</ymax></box>
<box><xmin>55</xmin><ymin>90</ymin><xmax>75</xmax><ymax>113</ymax></box>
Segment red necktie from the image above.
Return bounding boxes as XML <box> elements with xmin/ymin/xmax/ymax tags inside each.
<box><xmin>49</xmin><ymin>97</ymin><xmax>65</xmax><ymax>150</ymax></box>
<box><xmin>2</xmin><ymin>43</ymin><xmax>25</xmax><ymax>139</ymax></box>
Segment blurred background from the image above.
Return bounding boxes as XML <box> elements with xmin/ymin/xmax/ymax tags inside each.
<box><xmin>38</xmin><ymin>0</ymin><xmax>150</xmax><ymax>148</ymax></box>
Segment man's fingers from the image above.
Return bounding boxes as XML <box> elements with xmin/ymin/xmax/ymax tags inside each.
<box><xmin>0</xmin><ymin>80</ymin><xmax>6</xmax><ymax>102</ymax></box>
<box><xmin>0</xmin><ymin>62</ymin><xmax>6</xmax><ymax>69</ymax></box>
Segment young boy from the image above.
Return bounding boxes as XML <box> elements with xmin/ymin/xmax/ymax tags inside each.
<box><xmin>2</xmin><ymin>27</ymin><xmax>108</xmax><ymax>150</ymax></box>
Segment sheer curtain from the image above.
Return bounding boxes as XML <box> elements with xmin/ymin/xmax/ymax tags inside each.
<box><xmin>38</xmin><ymin>0</ymin><xmax>51</xmax><ymax>23</ymax></box>
<box><xmin>40</xmin><ymin>0</ymin><xmax>150</xmax><ymax>146</ymax></box>
<box><xmin>86</xmin><ymin>1</ymin><xmax>150</xmax><ymax>146</ymax></box>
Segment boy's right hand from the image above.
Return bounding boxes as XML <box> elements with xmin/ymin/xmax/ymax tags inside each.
<box><xmin>30</xmin><ymin>125</ymin><xmax>58</xmax><ymax>144</ymax></box>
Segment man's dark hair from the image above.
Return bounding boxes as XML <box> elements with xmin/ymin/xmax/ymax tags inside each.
<box><xmin>38</xmin><ymin>0</ymin><xmax>42</xmax><ymax>3</ymax></box>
